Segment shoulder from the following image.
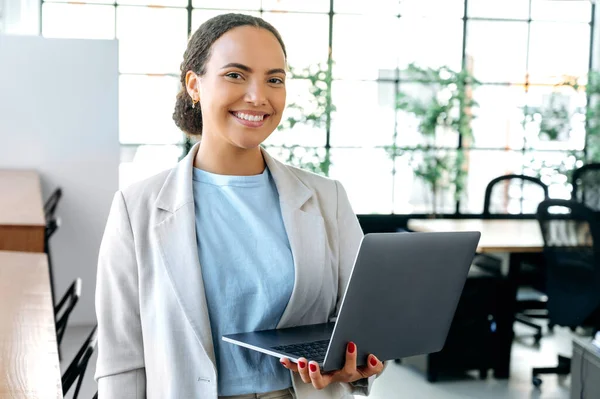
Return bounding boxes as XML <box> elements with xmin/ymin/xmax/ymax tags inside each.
<box><xmin>118</xmin><ymin>169</ymin><xmax>172</xmax><ymax>212</ymax></box>
<box><xmin>277</xmin><ymin>161</ymin><xmax>341</xmax><ymax>197</ymax></box>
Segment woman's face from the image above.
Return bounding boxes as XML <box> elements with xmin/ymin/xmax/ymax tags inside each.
<box><xmin>187</xmin><ymin>26</ymin><xmax>287</xmax><ymax>150</ymax></box>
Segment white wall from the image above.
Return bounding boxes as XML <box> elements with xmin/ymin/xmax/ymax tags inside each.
<box><xmin>0</xmin><ymin>35</ymin><xmax>119</xmax><ymax>325</ymax></box>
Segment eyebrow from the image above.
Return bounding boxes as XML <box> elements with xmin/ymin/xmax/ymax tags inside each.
<box><xmin>221</xmin><ymin>63</ymin><xmax>286</xmax><ymax>75</ymax></box>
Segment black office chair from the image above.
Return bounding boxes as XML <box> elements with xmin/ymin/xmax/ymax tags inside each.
<box><xmin>474</xmin><ymin>174</ymin><xmax>550</xmax><ymax>342</ymax></box>
<box><xmin>62</xmin><ymin>325</ymin><xmax>98</xmax><ymax>399</ymax></box>
<box><xmin>532</xmin><ymin>199</ymin><xmax>600</xmax><ymax>387</ymax></box>
<box><xmin>572</xmin><ymin>163</ymin><xmax>600</xmax><ymax>211</ymax></box>
<box><xmin>56</xmin><ymin>278</ymin><xmax>82</xmax><ymax>347</ymax></box>
<box><xmin>44</xmin><ymin>187</ymin><xmax>63</xmax><ymax>308</ymax></box>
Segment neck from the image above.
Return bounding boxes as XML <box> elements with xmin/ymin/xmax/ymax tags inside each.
<box><xmin>193</xmin><ymin>136</ymin><xmax>265</xmax><ymax>176</ymax></box>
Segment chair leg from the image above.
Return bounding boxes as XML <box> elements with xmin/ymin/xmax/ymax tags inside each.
<box><xmin>515</xmin><ymin>314</ymin><xmax>543</xmax><ymax>343</ymax></box>
<box><xmin>532</xmin><ymin>355</ymin><xmax>571</xmax><ymax>386</ymax></box>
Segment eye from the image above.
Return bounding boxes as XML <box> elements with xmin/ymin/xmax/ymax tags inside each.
<box><xmin>225</xmin><ymin>72</ymin><xmax>243</xmax><ymax>80</ymax></box>
<box><xmin>269</xmin><ymin>77</ymin><xmax>285</xmax><ymax>85</ymax></box>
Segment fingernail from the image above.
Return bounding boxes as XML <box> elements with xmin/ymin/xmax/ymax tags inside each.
<box><xmin>309</xmin><ymin>363</ymin><xmax>317</xmax><ymax>372</ymax></box>
<box><xmin>370</xmin><ymin>356</ymin><xmax>378</xmax><ymax>367</ymax></box>
<box><xmin>348</xmin><ymin>342</ymin><xmax>356</xmax><ymax>354</ymax></box>
<box><xmin>299</xmin><ymin>360</ymin><xmax>306</xmax><ymax>368</ymax></box>
<box><xmin>280</xmin><ymin>359</ymin><xmax>285</xmax><ymax>364</ymax></box>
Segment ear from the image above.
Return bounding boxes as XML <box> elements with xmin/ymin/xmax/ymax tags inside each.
<box><xmin>185</xmin><ymin>71</ymin><xmax>200</xmax><ymax>102</ymax></box>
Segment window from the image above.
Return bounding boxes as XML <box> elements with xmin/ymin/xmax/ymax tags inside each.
<box><xmin>41</xmin><ymin>0</ymin><xmax>596</xmax><ymax>214</ymax></box>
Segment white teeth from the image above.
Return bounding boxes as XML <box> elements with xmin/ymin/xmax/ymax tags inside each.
<box><xmin>234</xmin><ymin>112</ymin><xmax>265</xmax><ymax>122</ymax></box>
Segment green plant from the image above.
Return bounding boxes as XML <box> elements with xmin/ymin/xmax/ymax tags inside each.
<box><xmin>390</xmin><ymin>63</ymin><xmax>479</xmax><ymax>215</ymax></box>
<box><xmin>267</xmin><ymin>62</ymin><xmax>335</xmax><ymax>176</ymax></box>
<box><xmin>523</xmin><ymin>71</ymin><xmax>600</xmax><ymax>186</ymax></box>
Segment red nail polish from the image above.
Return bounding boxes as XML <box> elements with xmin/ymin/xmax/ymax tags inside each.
<box><xmin>370</xmin><ymin>357</ymin><xmax>378</xmax><ymax>367</ymax></box>
<box><xmin>299</xmin><ymin>360</ymin><xmax>306</xmax><ymax>368</ymax></box>
<box><xmin>348</xmin><ymin>342</ymin><xmax>356</xmax><ymax>354</ymax></box>
<box><xmin>309</xmin><ymin>364</ymin><xmax>317</xmax><ymax>373</ymax></box>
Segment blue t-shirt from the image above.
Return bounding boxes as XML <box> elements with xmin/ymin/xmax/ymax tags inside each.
<box><xmin>192</xmin><ymin>166</ymin><xmax>294</xmax><ymax>395</ymax></box>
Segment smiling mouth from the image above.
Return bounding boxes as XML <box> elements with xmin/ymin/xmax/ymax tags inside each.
<box><xmin>229</xmin><ymin>111</ymin><xmax>271</xmax><ymax>127</ymax></box>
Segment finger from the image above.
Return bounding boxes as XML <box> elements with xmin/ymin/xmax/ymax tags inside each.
<box><xmin>308</xmin><ymin>361</ymin><xmax>333</xmax><ymax>390</ymax></box>
<box><xmin>365</xmin><ymin>354</ymin><xmax>385</xmax><ymax>376</ymax></box>
<box><xmin>343</xmin><ymin>341</ymin><xmax>357</xmax><ymax>376</ymax></box>
<box><xmin>297</xmin><ymin>358</ymin><xmax>311</xmax><ymax>384</ymax></box>
<box><xmin>280</xmin><ymin>358</ymin><xmax>298</xmax><ymax>373</ymax></box>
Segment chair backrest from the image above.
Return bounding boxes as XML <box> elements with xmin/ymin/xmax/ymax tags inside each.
<box><xmin>536</xmin><ymin>199</ymin><xmax>600</xmax><ymax>328</ymax></box>
<box><xmin>483</xmin><ymin>174</ymin><xmax>549</xmax><ymax>217</ymax></box>
<box><xmin>55</xmin><ymin>278</ymin><xmax>82</xmax><ymax>345</ymax></box>
<box><xmin>572</xmin><ymin>163</ymin><xmax>600</xmax><ymax>211</ymax></box>
<box><xmin>43</xmin><ymin>187</ymin><xmax>62</xmax><ymax>222</ymax></box>
<box><xmin>62</xmin><ymin>325</ymin><xmax>98</xmax><ymax>399</ymax></box>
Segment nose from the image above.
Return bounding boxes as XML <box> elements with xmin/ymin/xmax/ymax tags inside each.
<box><xmin>244</xmin><ymin>80</ymin><xmax>267</xmax><ymax>106</ymax></box>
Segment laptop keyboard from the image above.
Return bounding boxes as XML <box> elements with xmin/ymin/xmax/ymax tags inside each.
<box><xmin>272</xmin><ymin>339</ymin><xmax>330</xmax><ymax>362</ymax></box>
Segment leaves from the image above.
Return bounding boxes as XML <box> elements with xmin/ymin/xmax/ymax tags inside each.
<box><xmin>394</xmin><ymin>63</ymin><xmax>479</xmax><ymax>213</ymax></box>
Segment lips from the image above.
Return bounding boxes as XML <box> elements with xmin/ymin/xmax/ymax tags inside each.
<box><xmin>229</xmin><ymin>111</ymin><xmax>270</xmax><ymax>128</ymax></box>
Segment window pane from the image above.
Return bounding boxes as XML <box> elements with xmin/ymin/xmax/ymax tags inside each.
<box><xmin>528</xmin><ymin>22</ymin><xmax>590</xmax><ymax>85</ymax></box>
<box><xmin>466</xmin><ymin>20</ymin><xmax>528</xmax><ymax>83</ymax></box>
<box><xmin>332</xmin><ymin>15</ymin><xmax>399</xmax><ymax>80</ymax></box>
<box><xmin>262</xmin><ymin>0</ymin><xmax>329</xmax><ymax>12</ymax></box>
<box><xmin>470</xmin><ymin>85</ymin><xmax>527</xmax><ymax>149</ymax></box>
<box><xmin>399</xmin><ymin>0</ymin><xmax>464</xmax><ymax>18</ymax></box>
<box><xmin>192</xmin><ymin>0</ymin><xmax>260</xmax><ymax>10</ymax></box>
<box><xmin>531</xmin><ymin>0</ymin><xmax>592</xmax><ymax>23</ymax></box>
<box><xmin>262</xmin><ymin>12</ymin><xmax>329</xmax><ymax>71</ymax></box>
<box><xmin>330</xmin><ymin>81</ymin><xmax>396</xmax><ymax>147</ymax></box>
<box><xmin>42</xmin><ymin>3</ymin><xmax>115</xmax><ymax>39</ymax></box>
<box><xmin>264</xmin><ymin>79</ymin><xmax>327</xmax><ymax>147</ymax></box>
<box><xmin>394</xmin><ymin>150</ymin><xmax>459</xmax><ymax>214</ymax></box>
<box><xmin>459</xmin><ymin>150</ymin><xmax>525</xmax><ymax>213</ymax></box>
<box><xmin>266</xmin><ymin>146</ymin><xmax>329</xmax><ymax>176</ymax></box>
<box><xmin>398</xmin><ymin>17</ymin><xmax>463</xmax><ymax>71</ymax></box>
<box><xmin>192</xmin><ymin>9</ymin><xmax>261</xmax><ymax>30</ymax></box>
<box><xmin>117</xmin><ymin>6</ymin><xmax>188</xmax><ymax>74</ymax></box>
<box><xmin>524</xmin><ymin>85</ymin><xmax>587</xmax><ymax>151</ymax></box>
<box><xmin>334</xmin><ymin>0</ymin><xmax>399</xmax><ymax>14</ymax></box>
<box><xmin>119</xmin><ymin>145</ymin><xmax>181</xmax><ymax>189</ymax></box>
<box><xmin>467</xmin><ymin>0</ymin><xmax>529</xmax><ymax>20</ymax></box>
<box><xmin>119</xmin><ymin>75</ymin><xmax>184</xmax><ymax>145</ymax></box>
<box><xmin>329</xmin><ymin>148</ymin><xmax>394</xmax><ymax>214</ymax></box>
<box><xmin>117</xmin><ymin>0</ymin><xmax>187</xmax><ymax>5</ymax></box>
<box><xmin>523</xmin><ymin>150</ymin><xmax>579</xmax><ymax>200</ymax></box>
<box><xmin>396</xmin><ymin>82</ymin><xmax>460</xmax><ymax>149</ymax></box>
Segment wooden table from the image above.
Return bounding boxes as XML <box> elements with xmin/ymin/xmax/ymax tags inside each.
<box><xmin>0</xmin><ymin>251</ymin><xmax>62</xmax><ymax>398</ymax></box>
<box><xmin>408</xmin><ymin>219</ymin><xmax>544</xmax><ymax>254</ymax></box>
<box><xmin>0</xmin><ymin>170</ymin><xmax>46</xmax><ymax>253</ymax></box>
<box><xmin>408</xmin><ymin>218</ymin><xmax>544</xmax><ymax>379</ymax></box>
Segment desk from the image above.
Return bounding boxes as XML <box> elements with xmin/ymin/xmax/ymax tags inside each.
<box><xmin>0</xmin><ymin>251</ymin><xmax>62</xmax><ymax>398</ymax></box>
<box><xmin>0</xmin><ymin>170</ymin><xmax>46</xmax><ymax>253</ymax></box>
<box><xmin>571</xmin><ymin>336</ymin><xmax>600</xmax><ymax>399</ymax></box>
<box><xmin>408</xmin><ymin>218</ymin><xmax>544</xmax><ymax>379</ymax></box>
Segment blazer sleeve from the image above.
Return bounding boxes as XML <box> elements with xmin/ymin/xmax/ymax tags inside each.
<box><xmin>94</xmin><ymin>191</ymin><xmax>147</xmax><ymax>398</ymax></box>
<box><xmin>334</xmin><ymin>180</ymin><xmax>388</xmax><ymax>396</ymax></box>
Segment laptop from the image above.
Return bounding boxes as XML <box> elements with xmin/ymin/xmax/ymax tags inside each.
<box><xmin>222</xmin><ymin>231</ymin><xmax>481</xmax><ymax>372</ymax></box>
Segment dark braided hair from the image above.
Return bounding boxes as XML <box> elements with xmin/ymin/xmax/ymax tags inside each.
<box><xmin>172</xmin><ymin>13</ymin><xmax>287</xmax><ymax>136</ymax></box>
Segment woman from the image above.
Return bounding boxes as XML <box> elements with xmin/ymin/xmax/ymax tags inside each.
<box><xmin>95</xmin><ymin>13</ymin><xmax>384</xmax><ymax>399</ymax></box>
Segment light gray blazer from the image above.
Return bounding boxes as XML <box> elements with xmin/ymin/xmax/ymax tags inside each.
<box><xmin>94</xmin><ymin>143</ymin><xmax>380</xmax><ymax>398</ymax></box>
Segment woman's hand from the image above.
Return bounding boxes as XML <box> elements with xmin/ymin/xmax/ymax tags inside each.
<box><xmin>279</xmin><ymin>342</ymin><xmax>384</xmax><ymax>390</ymax></box>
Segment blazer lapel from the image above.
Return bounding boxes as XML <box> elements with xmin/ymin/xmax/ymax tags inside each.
<box><xmin>261</xmin><ymin>149</ymin><xmax>329</xmax><ymax>328</ymax></box>
<box><xmin>153</xmin><ymin>143</ymin><xmax>217</xmax><ymax>369</ymax></box>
